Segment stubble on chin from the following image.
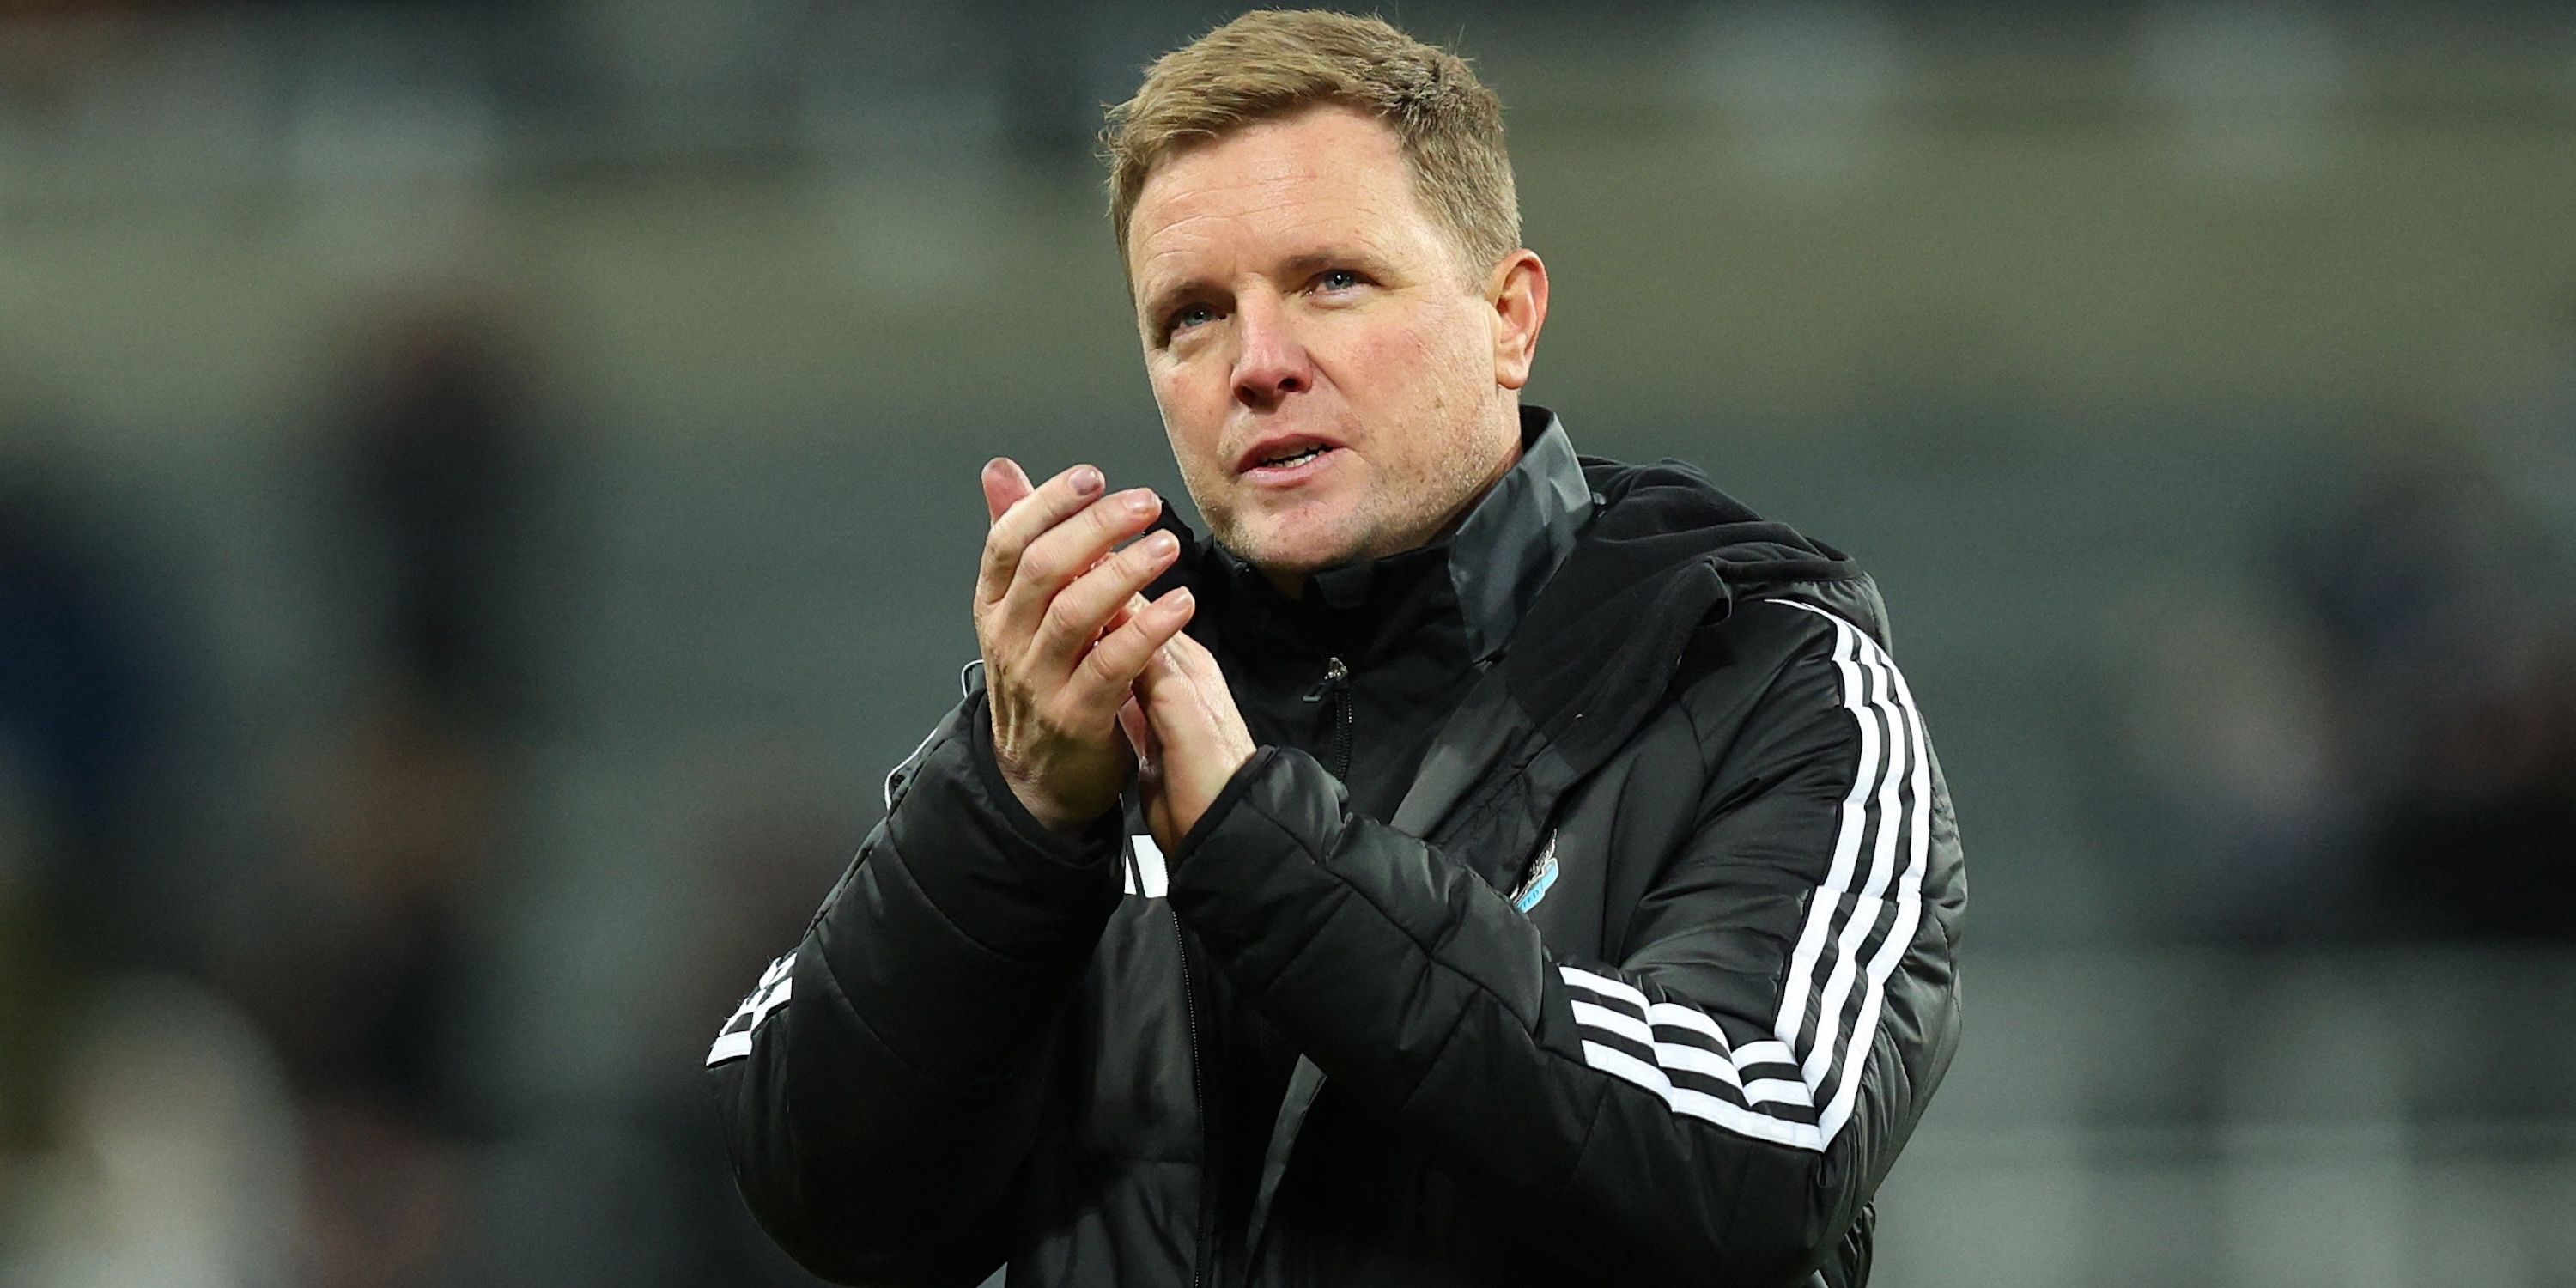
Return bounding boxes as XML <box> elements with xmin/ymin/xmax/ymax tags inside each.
<box><xmin>1214</xmin><ymin>507</ymin><xmax>1344</xmax><ymax>576</ymax></box>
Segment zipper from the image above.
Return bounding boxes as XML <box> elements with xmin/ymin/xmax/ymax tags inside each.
<box><xmin>1167</xmin><ymin>653</ymin><xmax>1335</xmax><ymax>1288</ymax></box>
<box><xmin>1171</xmin><ymin>908</ymin><xmax>1212</xmax><ymax>1288</ymax></box>
<box><xmin>1303</xmin><ymin>656</ymin><xmax>1354</xmax><ymax>779</ymax></box>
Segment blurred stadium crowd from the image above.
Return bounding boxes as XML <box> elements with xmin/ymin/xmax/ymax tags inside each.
<box><xmin>1</xmin><ymin>2</ymin><xmax>2572</xmax><ymax>1285</ymax></box>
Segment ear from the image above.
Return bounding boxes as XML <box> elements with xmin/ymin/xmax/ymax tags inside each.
<box><xmin>1486</xmin><ymin>249</ymin><xmax>1549</xmax><ymax>392</ymax></box>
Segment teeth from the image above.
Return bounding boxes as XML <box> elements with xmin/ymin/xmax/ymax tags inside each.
<box><xmin>1261</xmin><ymin>446</ymin><xmax>1324</xmax><ymax>468</ymax></box>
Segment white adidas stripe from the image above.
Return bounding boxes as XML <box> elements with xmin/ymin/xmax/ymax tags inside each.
<box><xmin>1571</xmin><ymin>999</ymin><xmax>1654</xmax><ymax>1047</ymax></box>
<box><xmin>1732</xmin><ymin>1040</ymin><xmax>1796</xmax><ymax>1069</ymax></box>
<box><xmin>1558</xmin><ymin>599</ymin><xmax>1930</xmax><ymax>1151</ymax></box>
<box><xmin>1122</xmin><ymin>835</ymin><xmax>1169</xmax><ymax>899</ymax></box>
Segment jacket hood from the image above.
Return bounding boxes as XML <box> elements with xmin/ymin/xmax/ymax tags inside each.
<box><xmin>1503</xmin><ymin>453</ymin><xmax>1862</xmax><ymax>763</ymax></box>
<box><xmin>1575</xmin><ymin>453</ymin><xmax>1861</xmax><ymax>603</ymax></box>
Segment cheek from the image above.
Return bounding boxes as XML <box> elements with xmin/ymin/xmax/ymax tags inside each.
<box><xmin>1147</xmin><ymin>365</ymin><xmax>1195</xmax><ymax>422</ymax></box>
<box><xmin>1424</xmin><ymin>303</ymin><xmax>1492</xmax><ymax>374</ymax></box>
<box><xmin>1154</xmin><ymin>355</ymin><xmax>1231</xmax><ymax>414</ymax></box>
<box><xmin>1149</xmin><ymin>369</ymin><xmax>1224</xmax><ymax>474</ymax></box>
<box><xmin>1336</xmin><ymin>313</ymin><xmax>1486</xmax><ymax>429</ymax></box>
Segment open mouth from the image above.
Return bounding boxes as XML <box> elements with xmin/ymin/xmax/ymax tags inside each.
<box><xmin>1255</xmin><ymin>445</ymin><xmax>1330</xmax><ymax>470</ymax></box>
<box><xmin>1236</xmin><ymin>434</ymin><xmax>1346</xmax><ymax>487</ymax></box>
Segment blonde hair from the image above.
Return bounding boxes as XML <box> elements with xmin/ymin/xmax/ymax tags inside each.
<box><xmin>1103</xmin><ymin>9</ymin><xmax>1519</xmax><ymax>281</ymax></box>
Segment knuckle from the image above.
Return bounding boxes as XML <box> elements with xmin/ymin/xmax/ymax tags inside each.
<box><xmin>1036</xmin><ymin>484</ymin><xmax>1089</xmax><ymax>526</ymax></box>
<box><xmin>1041</xmin><ymin>592</ymin><xmax>1082</xmax><ymax>634</ymax></box>
<box><xmin>1041</xmin><ymin>593</ymin><xmax>1084</xmax><ymax>640</ymax></box>
<box><xmin>1093</xmin><ymin>499</ymin><xmax>1138</xmax><ymax>535</ymax></box>
<box><xmin>1099</xmin><ymin>623</ymin><xmax>1150</xmax><ymax>671</ymax></box>
<box><xmin>1018</xmin><ymin>543</ymin><xmax>1068</xmax><ymax>588</ymax></box>
<box><xmin>1078</xmin><ymin>646</ymin><xmax>1124</xmax><ymax>687</ymax></box>
<box><xmin>981</xmin><ymin>529</ymin><xmax>1021</xmax><ymax>568</ymax></box>
<box><xmin>1083</xmin><ymin>620</ymin><xmax>1126</xmax><ymax>662</ymax></box>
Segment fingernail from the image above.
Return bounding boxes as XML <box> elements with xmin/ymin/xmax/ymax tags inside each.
<box><xmin>1125</xmin><ymin>489</ymin><xmax>1159</xmax><ymax>515</ymax></box>
<box><xmin>1071</xmin><ymin>466</ymin><xmax>1103</xmax><ymax>495</ymax></box>
<box><xmin>1166</xmin><ymin>587</ymin><xmax>1194</xmax><ymax>612</ymax></box>
<box><xmin>1144</xmin><ymin>531</ymin><xmax>1178</xmax><ymax>556</ymax></box>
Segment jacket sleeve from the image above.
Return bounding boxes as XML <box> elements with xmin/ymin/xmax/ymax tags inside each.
<box><xmin>1163</xmin><ymin>601</ymin><xmax>1965</xmax><ymax>1287</ymax></box>
<box><xmin>705</xmin><ymin>678</ymin><xmax>1126</xmax><ymax>1286</ymax></box>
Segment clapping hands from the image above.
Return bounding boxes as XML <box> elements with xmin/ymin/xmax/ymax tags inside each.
<box><xmin>976</xmin><ymin>459</ymin><xmax>1254</xmax><ymax>850</ymax></box>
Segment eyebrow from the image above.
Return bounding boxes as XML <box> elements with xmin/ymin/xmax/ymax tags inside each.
<box><xmin>1139</xmin><ymin>277</ymin><xmax>1211</xmax><ymax>330</ymax></box>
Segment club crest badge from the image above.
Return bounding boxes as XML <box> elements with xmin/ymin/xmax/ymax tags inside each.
<box><xmin>1510</xmin><ymin>831</ymin><xmax>1560</xmax><ymax>914</ymax></box>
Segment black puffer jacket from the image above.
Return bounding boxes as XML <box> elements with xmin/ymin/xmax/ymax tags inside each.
<box><xmin>707</xmin><ymin>410</ymin><xmax>1966</xmax><ymax>1287</ymax></box>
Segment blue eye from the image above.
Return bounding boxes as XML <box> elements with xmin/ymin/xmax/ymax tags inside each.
<box><xmin>1316</xmin><ymin>269</ymin><xmax>1363</xmax><ymax>292</ymax></box>
<box><xmin>1167</xmin><ymin>302</ymin><xmax>1216</xmax><ymax>336</ymax></box>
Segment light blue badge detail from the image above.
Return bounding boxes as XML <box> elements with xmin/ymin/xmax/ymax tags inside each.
<box><xmin>1510</xmin><ymin>832</ymin><xmax>1560</xmax><ymax>913</ymax></box>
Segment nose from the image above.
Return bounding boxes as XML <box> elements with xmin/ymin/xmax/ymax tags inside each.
<box><xmin>1230</xmin><ymin>292</ymin><xmax>1311</xmax><ymax>411</ymax></box>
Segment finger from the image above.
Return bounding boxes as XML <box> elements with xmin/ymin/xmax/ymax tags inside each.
<box><xmin>1069</xmin><ymin>586</ymin><xmax>1195</xmax><ymax>708</ymax></box>
<box><xmin>976</xmin><ymin>463</ymin><xmax>1105</xmax><ymax>609</ymax></box>
<box><xmin>1139</xmin><ymin>629</ymin><xmax>1243</xmax><ymax>744</ymax></box>
<box><xmin>1097</xmin><ymin>588</ymin><xmax>1154</xmax><ymax>641</ymax></box>
<box><xmin>1031</xmin><ymin>529</ymin><xmax>1181</xmax><ymax>674</ymax></box>
<box><xmin>981</xmin><ymin>457</ymin><xmax>1034</xmax><ymax>525</ymax></box>
<box><xmin>999</xmin><ymin>486</ymin><xmax>1163</xmax><ymax>623</ymax></box>
<box><xmin>1157</xmin><ymin>625</ymin><xmax>1218</xmax><ymax>672</ymax></box>
<box><xmin>1130</xmin><ymin>647</ymin><xmax>1182</xmax><ymax>738</ymax></box>
<box><xmin>1145</xmin><ymin>628</ymin><xmax>1225</xmax><ymax>703</ymax></box>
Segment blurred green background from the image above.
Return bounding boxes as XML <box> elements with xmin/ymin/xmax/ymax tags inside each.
<box><xmin>3</xmin><ymin>3</ymin><xmax>2572</xmax><ymax>1285</ymax></box>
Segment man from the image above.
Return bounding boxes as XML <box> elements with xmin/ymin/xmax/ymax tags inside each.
<box><xmin>708</xmin><ymin>11</ymin><xmax>1963</xmax><ymax>1287</ymax></box>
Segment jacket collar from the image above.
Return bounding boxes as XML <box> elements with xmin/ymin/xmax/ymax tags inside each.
<box><xmin>1438</xmin><ymin>405</ymin><xmax>1593</xmax><ymax>662</ymax></box>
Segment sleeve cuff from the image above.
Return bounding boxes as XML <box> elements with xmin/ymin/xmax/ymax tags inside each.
<box><xmin>965</xmin><ymin>690</ymin><xmax>1126</xmax><ymax>867</ymax></box>
<box><xmin>1173</xmin><ymin>746</ymin><xmax>1282</xmax><ymax>866</ymax></box>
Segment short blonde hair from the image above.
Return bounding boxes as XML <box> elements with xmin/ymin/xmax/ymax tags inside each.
<box><xmin>1103</xmin><ymin>9</ymin><xmax>1520</xmax><ymax>281</ymax></box>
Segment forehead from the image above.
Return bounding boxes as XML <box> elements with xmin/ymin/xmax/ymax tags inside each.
<box><xmin>1126</xmin><ymin>103</ymin><xmax>1445</xmax><ymax>286</ymax></box>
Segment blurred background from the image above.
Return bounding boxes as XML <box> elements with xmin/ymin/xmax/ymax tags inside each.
<box><xmin>1</xmin><ymin>1</ymin><xmax>2571</xmax><ymax>1285</ymax></box>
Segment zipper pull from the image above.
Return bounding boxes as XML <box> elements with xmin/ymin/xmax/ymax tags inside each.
<box><xmin>1304</xmin><ymin>657</ymin><xmax>1357</xmax><ymax>781</ymax></box>
<box><xmin>1302</xmin><ymin>656</ymin><xmax>1350</xmax><ymax>702</ymax></box>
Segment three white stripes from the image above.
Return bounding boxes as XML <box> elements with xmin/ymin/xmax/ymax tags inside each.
<box><xmin>1563</xmin><ymin>600</ymin><xmax>1929</xmax><ymax>1153</ymax></box>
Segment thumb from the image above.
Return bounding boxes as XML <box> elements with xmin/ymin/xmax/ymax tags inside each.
<box><xmin>981</xmin><ymin>457</ymin><xmax>1034</xmax><ymax>524</ymax></box>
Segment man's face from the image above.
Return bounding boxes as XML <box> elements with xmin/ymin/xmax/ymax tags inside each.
<box><xmin>1125</xmin><ymin>104</ymin><xmax>1534</xmax><ymax>583</ymax></box>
